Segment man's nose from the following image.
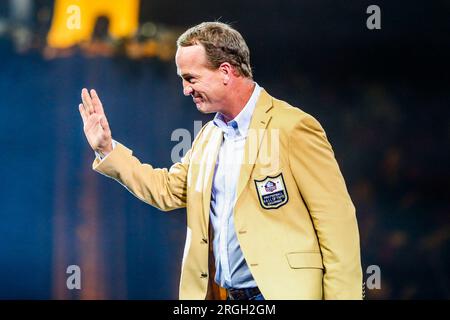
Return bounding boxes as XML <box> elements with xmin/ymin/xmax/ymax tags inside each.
<box><xmin>183</xmin><ymin>85</ymin><xmax>193</xmax><ymax>96</ymax></box>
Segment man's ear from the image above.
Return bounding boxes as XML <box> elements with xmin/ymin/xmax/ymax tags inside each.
<box><xmin>218</xmin><ymin>62</ymin><xmax>233</xmax><ymax>84</ymax></box>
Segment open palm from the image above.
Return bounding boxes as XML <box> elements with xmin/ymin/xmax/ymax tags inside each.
<box><xmin>78</xmin><ymin>88</ymin><xmax>113</xmax><ymax>155</ymax></box>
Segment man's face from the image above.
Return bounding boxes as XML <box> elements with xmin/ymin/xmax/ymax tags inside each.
<box><xmin>175</xmin><ymin>45</ymin><xmax>227</xmax><ymax>114</ymax></box>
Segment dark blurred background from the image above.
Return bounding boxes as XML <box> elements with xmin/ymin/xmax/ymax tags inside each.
<box><xmin>0</xmin><ymin>0</ymin><xmax>449</xmax><ymax>299</ymax></box>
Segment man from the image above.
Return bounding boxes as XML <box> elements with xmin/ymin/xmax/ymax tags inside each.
<box><xmin>78</xmin><ymin>22</ymin><xmax>362</xmax><ymax>300</ymax></box>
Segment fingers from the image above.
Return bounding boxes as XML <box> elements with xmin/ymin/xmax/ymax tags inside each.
<box><xmin>90</xmin><ymin>89</ymin><xmax>105</xmax><ymax>115</ymax></box>
<box><xmin>81</xmin><ymin>88</ymin><xmax>94</xmax><ymax>114</ymax></box>
<box><xmin>78</xmin><ymin>103</ymin><xmax>87</xmax><ymax>123</ymax></box>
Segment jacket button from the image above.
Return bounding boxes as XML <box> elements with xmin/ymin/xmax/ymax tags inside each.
<box><xmin>201</xmin><ymin>238</ymin><xmax>208</xmax><ymax>244</ymax></box>
<box><xmin>200</xmin><ymin>272</ymin><xmax>208</xmax><ymax>278</ymax></box>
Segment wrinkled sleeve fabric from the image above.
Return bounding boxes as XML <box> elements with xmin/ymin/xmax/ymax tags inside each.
<box><xmin>93</xmin><ymin>142</ymin><xmax>191</xmax><ymax>211</ymax></box>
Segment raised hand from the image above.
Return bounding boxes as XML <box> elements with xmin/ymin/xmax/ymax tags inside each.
<box><xmin>78</xmin><ymin>88</ymin><xmax>113</xmax><ymax>156</ymax></box>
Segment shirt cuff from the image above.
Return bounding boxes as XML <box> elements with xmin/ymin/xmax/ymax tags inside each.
<box><xmin>95</xmin><ymin>140</ymin><xmax>117</xmax><ymax>161</ymax></box>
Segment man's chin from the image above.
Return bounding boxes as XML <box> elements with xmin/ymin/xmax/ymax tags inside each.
<box><xmin>195</xmin><ymin>103</ymin><xmax>214</xmax><ymax>114</ymax></box>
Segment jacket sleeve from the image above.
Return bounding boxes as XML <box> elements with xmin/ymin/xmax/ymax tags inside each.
<box><xmin>92</xmin><ymin>143</ymin><xmax>191</xmax><ymax>212</ymax></box>
<box><xmin>288</xmin><ymin>113</ymin><xmax>362</xmax><ymax>299</ymax></box>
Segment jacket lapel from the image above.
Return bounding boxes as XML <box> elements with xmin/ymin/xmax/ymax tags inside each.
<box><xmin>200</xmin><ymin>126</ymin><xmax>223</xmax><ymax>231</ymax></box>
<box><xmin>198</xmin><ymin>89</ymin><xmax>273</xmax><ymax>229</ymax></box>
<box><xmin>236</xmin><ymin>89</ymin><xmax>273</xmax><ymax>201</ymax></box>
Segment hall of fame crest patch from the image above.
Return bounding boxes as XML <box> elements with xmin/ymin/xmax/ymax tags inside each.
<box><xmin>254</xmin><ymin>173</ymin><xmax>289</xmax><ymax>209</ymax></box>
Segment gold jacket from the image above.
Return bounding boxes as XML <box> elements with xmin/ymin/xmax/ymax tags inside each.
<box><xmin>93</xmin><ymin>89</ymin><xmax>362</xmax><ymax>299</ymax></box>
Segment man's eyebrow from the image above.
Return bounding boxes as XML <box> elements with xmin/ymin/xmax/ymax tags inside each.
<box><xmin>180</xmin><ymin>73</ymin><xmax>195</xmax><ymax>79</ymax></box>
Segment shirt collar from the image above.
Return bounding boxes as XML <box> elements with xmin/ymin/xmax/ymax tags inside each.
<box><xmin>213</xmin><ymin>82</ymin><xmax>262</xmax><ymax>137</ymax></box>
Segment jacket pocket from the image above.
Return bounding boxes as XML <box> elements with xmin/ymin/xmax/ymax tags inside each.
<box><xmin>285</xmin><ymin>251</ymin><xmax>324</xmax><ymax>269</ymax></box>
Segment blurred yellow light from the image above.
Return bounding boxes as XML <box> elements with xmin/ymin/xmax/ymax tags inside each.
<box><xmin>47</xmin><ymin>0</ymin><xmax>140</xmax><ymax>48</ymax></box>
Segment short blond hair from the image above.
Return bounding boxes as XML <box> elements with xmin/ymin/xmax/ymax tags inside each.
<box><xmin>177</xmin><ymin>22</ymin><xmax>253</xmax><ymax>78</ymax></box>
